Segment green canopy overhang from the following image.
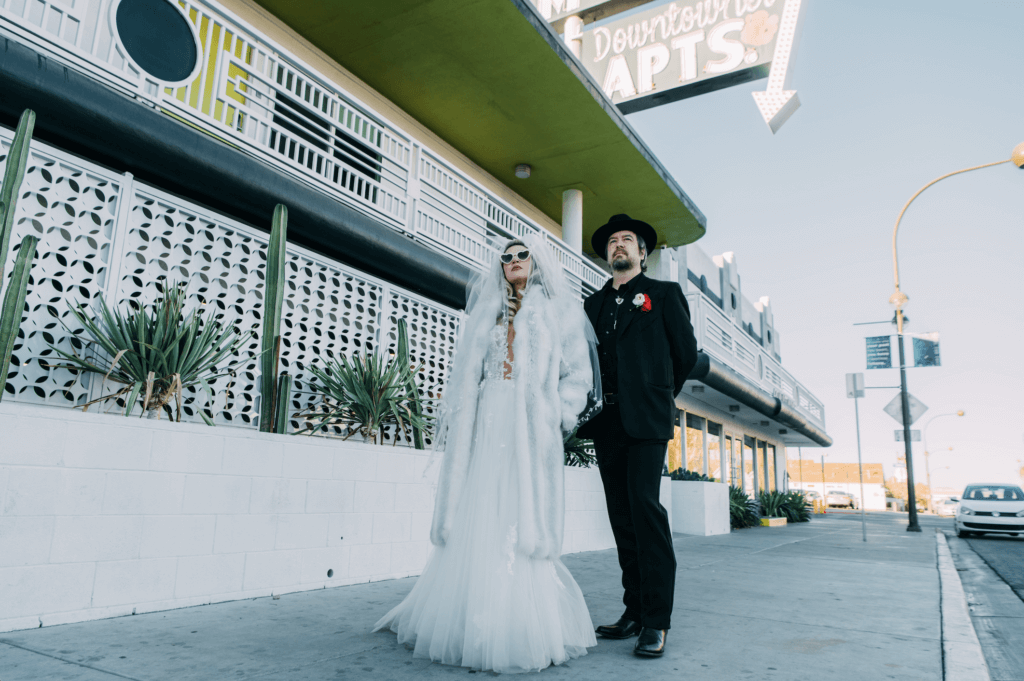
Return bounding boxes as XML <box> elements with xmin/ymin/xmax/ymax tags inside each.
<box><xmin>251</xmin><ymin>0</ymin><xmax>706</xmax><ymax>254</ymax></box>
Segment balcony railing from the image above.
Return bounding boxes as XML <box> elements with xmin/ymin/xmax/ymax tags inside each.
<box><xmin>0</xmin><ymin>0</ymin><xmax>608</xmax><ymax>294</ymax></box>
<box><xmin>686</xmin><ymin>291</ymin><xmax>826</xmax><ymax>430</ymax></box>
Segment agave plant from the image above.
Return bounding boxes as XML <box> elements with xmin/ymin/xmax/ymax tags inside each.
<box><xmin>298</xmin><ymin>349</ymin><xmax>434</xmax><ymax>445</ymax></box>
<box><xmin>563</xmin><ymin>430</ymin><xmax>596</xmax><ymax>468</ymax></box>
<box><xmin>729</xmin><ymin>485</ymin><xmax>761</xmax><ymax>529</ymax></box>
<box><xmin>49</xmin><ymin>283</ymin><xmax>253</xmax><ymax>421</ymax></box>
<box><xmin>781</xmin><ymin>490</ymin><xmax>811</xmax><ymax>523</ymax></box>
<box><xmin>758</xmin><ymin>490</ymin><xmax>790</xmax><ymax>518</ymax></box>
<box><xmin>669</xmin><ymin>468</ymin><xmax>712</xmax><ymax>482</ymax></box>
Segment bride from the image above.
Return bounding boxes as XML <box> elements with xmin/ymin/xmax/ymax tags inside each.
<box><xmin>374</xmin><ymin>234</ymin><xmax>600</xmax><ymax>673</ymax></box>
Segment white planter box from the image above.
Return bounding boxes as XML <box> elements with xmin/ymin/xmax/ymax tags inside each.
<box><xmin>671</xmin><ymin>481</ymin><xmax>730</xmax><ymax>536</ymax></box>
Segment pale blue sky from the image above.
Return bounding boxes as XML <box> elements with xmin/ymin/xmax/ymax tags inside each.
<box><xmin>615</xmin><ymin>0</ymin><xmax>1023</xmax><ymax>491</ymax></box>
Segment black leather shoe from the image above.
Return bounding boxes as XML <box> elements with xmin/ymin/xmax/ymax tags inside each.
<box><xmin>595</xmin><ymin>617</ymin><xmax>642</xmax><ymax>639</ymax></box>
<box><xmin>633</xmin><ymin>628</ymin><xmax>667</xmax><ymax>657</ymax></box>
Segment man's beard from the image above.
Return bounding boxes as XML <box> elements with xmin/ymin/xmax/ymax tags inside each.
<box><xmin>611</xmin><ymin>252</ymin><xmax>634</xmax><ymax>271</ymax></box>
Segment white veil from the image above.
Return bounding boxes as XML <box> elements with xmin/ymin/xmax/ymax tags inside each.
<box><xmin>427</xmin><ymin>233</ymin><xmax>601</xmax><ymax>471</ymax></box>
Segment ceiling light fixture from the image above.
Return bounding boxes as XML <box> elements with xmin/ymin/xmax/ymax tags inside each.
<box><xmin>514</xmin><ymin>164</ymin><xmax>532</xmax><ymax>179</ymax></box>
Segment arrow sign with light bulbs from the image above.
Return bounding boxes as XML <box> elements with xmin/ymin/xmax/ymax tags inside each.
<box><xmin>578</xmin><ymin>0</ymin><xmax>806</xmax><ymax>128</ymax></box>
<box><xmin>751</xmin><ymin>0</ymin><xmax>804</xmax><ymax>133</ymax></box>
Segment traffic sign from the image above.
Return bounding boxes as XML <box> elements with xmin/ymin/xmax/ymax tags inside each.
<box><xmin>845</xmin><ymin>373</ymin><xmax>865</xmax><ymax>398</ymax></box>
<box><xmin>894</xmin><ymin>430</ymin><xmax>921</xmax><ymax>442</ymax></box>
<box><xmin>883</xmin><ymin>392</ymin><xmax>928</xmax><ymax>426</ymax></box>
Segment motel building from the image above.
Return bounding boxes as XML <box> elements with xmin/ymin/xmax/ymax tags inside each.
<box><xmin>787</xmin><ymin>461</ymin><xmax>888</xmax><ymax>511</ymax></box>
<box><xmin>0</xmin><ymin>0</ymin><xmax>829</xmax><ymax>632</ymax></box>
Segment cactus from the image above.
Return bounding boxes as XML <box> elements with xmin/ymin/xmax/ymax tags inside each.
<box><xmin>259</xmin><ymin>204</ymin><xmax>287</xmax><ymax>432</ymax></box>
<box><xmin>0</xmin><ymin>110</ymin><xmax>36</xmax><ymax>285</ymax></box>
<box><xmin>274</xmin><ymin>373</ymin><xmax>292</xmax><ymax>435</ymax></box>
<box><xmin>0</xmin><ymin>235</ymin><xmax>38</xmax><ymax>402</ymax></box>
<box><xmin>396</xmin><ymin>318</ymin><xmax>426</xmax><ymax>449</ymax></box>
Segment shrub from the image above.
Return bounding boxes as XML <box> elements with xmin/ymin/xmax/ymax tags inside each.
<box><xmin>50</xmin><ymin>283</ymin><xmax>252</xmax><ymax>422</ymax></box>
<box><xmin>669</xmin><ymin>468</ymin><xmax>711</xmax><ymax>482</ymax></box>
<box><xmin>782</xmin><ymin>490</ymin><xmax>811</xmax><ymax>522</ymax></box>
<box><xmin>730</xmin><ymin>485</ymin><xmax>760</xmax><ymax>528</ymax></box>
<box><xmin>759</xmin><ymin>490</ymin><xmax>787</xmax><ymax>518</ymax></box>
<box><xmin>297</xmin><ymin>350</ymin><xmax>433</xmax><ymax>445</ymax></box>
<box><xmin>758</xmin><ymin>489</ymin><xmax>811</xmax><ymax>522</ymax></box>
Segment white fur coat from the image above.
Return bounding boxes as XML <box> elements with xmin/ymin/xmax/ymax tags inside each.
<box><xmin>429</xmin><ymin>286</ymin><xmax>593</xmax><ymax>559</ymax></box>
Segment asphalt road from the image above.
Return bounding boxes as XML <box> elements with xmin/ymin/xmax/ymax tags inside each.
<box><xmin>965</xmin><ymin>535</ymin><xmax>1024</xmax><ymax>602</ymax></box>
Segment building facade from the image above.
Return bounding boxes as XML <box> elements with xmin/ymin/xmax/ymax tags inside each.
<box><xmin>0</xmin><ymin>0</ymin><xmax>829</xmax><ymax>631</ymax></box>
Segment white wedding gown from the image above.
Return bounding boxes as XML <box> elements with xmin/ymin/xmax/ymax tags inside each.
<box><xmin>374</xmin><ymin>327</ymin><xmax>596</xmax><ymax>673</ymax></box>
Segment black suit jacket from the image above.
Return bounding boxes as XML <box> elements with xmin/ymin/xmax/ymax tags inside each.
<box><xmin>576</xmin><ymin>273</ymin><xmax>698</xmax><ymax>441</ymax></box>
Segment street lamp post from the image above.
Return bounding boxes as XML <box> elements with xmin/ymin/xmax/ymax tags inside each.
<box><xmin>888</xmin><ymin>142</ymin><xmax>1024</xmax><ymax>533</ymax></box>
<box><xmin>923</xmin><ymin>410</ymin><xmax>965</xmax><ymax>512</ymax></box>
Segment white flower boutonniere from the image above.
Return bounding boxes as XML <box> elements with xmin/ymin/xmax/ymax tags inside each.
<box><xmin>633</xmin><ymin>293</ymin><xmax>645</xmax><ymax>307</ymax></box>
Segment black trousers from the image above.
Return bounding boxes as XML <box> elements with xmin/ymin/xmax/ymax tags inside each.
<box><xmin>592</xmin><ymin>405</ymin><xmax>676</xmax><ymax>630</ymax></box>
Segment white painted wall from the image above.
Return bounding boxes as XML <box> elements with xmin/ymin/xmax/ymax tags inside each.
<box><xmin>0</xmin><ymin>403</ymin><xmax>650</xmax><ymax>633</ymax></box>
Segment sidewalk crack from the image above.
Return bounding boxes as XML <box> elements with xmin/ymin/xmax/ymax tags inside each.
<box><xmin>0</xmin><ymin>639</ymin><xmax>145</xmax><ymax>680</ymax></box>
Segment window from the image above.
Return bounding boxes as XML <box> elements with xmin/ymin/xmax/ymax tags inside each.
<box><xmin>667</xmin><ymin>415</ymin><xmax>683</xmax><ymax>473</ymax></box>
<box><xmin>707</xmin><ymin>422</ymin><xmax>722</xmax><ymax>482</ymax></box>
<box><xmin>762</xmin><ymin>441</ymin><xmax>775</xmax><ymax>492</ymax></box>
<box><xmin>962</xmin><ymin>485</ymin><xmax>1024</xmax><ymax>501</ymax></box>
<box><xmin>743</xmin><ymin>436</ymin><xmax>756</xmax><ymax>496</ymax></box>
<box><xmin>724</xmin><ymin>435</ymin><xmax>735</xmax><ymax>486</ymax></box>
<box><xmin>268</xmin><ymin>70</ymin><xmax>383</xmax><ymax>190</ymax></box>
<box><xmin>686</xmin><ymin>413</ymin><xmax>704</xmax><ymax>473</ymax></box>
<box><xmin>115</xmin><ymin>0</ymin><xmax>200</xmax><ymax>84</ymax></box>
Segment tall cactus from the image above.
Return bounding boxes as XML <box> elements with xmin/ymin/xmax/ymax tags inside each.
<box><xmin>259</xmin><ymin>204</ymin><xmax>287</xmax><ymax>432</ymax></box>
<box><xmin>396</xmin><ymin>318</ymin><xmax>425</xmax><ymax>450</ymax></box>
<box><xmin>1</xmin><ymin>110</ymin><xmax>36</xmax><ymax>285</ymax></box>
<box><xmin>0</xmin><ymin>236</ymin><xmax>38</xmax><ymax>402</ymax></box>
<box><xmin>274</xmin><ymin>373</ymin><xmax>292</xmax><ymax>435</ymax></box>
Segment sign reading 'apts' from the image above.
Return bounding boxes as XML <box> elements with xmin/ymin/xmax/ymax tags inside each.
<box><xmin>580</xmin><ymin>0</ymin><xmax>787</xmax><ymax>114</ymax></box>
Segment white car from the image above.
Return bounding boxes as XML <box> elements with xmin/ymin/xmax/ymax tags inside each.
<box><xmin>936</xmin><ymin>498</ymin><xmax>959</xmax><ymax>518</ymax></box>
<box><xmin>955</xmin><ymin>484</ymin><xmax>1024</xmax><ymax>538</ymax></box>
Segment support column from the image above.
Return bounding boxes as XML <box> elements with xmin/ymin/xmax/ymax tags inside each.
<box><xmin>564</xmin><ymin>15</ymin><xmax>584</xmax><ymax>58</ymax></box>
<box><xmin>562</xmin><ymin>188</ymin><xmax>582</xmax><ymax>252</ymax></box>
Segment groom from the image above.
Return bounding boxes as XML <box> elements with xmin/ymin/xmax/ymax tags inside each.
<box><xmin>576</xmin><ymin>214</ymin><xmax>698</xmax><ymax>658</ymax></box>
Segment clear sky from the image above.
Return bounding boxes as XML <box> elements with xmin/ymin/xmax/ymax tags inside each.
<box><xmin>604</xmin><ymin>0</ymin><xmax>1023</xmax><ymax>492</ymax></box>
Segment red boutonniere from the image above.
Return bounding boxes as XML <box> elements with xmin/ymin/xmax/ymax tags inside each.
<box><xmin>633</xmin><ymin>293</ymin><xmax>652</xmax><ymax>312</ymax></box>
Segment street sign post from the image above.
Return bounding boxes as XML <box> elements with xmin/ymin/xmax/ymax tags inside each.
<box><xmin>883</xmin><ymin>392</ymin><xmax>928</xmax><ymax>426</ymax></box>
<box><xmin>845</xmin><ymin>372</ymin><xmax>868</xmax><ymax>542</ymax></box>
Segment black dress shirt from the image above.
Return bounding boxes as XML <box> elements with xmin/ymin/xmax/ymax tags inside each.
<box><xmin>595</xmin><ymin>274</ymin><xmax>642</xmax><ymax>395</ymax></box>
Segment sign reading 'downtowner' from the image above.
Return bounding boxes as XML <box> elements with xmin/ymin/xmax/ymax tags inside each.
<box><xmin>581</xmin><ymin>0</ymin><xmax>787</xmax><ymax>114</ymax></box>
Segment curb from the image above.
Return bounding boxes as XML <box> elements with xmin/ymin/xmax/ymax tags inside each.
<box><xmin>935</xmin><ymin>532</ymin><xmax>990</xmax><ymax>681</ymax></box>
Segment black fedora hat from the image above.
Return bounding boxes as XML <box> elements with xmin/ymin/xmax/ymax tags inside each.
<box><xmin>591</xmin><ymin>214</ymin><xmax>659</xmax><ymax>261</ymax></box>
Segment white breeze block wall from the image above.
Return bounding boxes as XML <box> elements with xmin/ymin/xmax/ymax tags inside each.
<box><xmin>0</xmin><ymin>402</ymin><xmax>633</xmax><ymax>633</ymax></box>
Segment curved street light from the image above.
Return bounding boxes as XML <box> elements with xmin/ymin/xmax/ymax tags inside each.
<box><xmin>923</xmin><ymin>410</ymin><xmax>965</xmax><ymax>512</ymax></box>
<box><xmin>890</xmin><ymin>142</ymin><xmax>1023</xmax><ymax>532</ymax></box>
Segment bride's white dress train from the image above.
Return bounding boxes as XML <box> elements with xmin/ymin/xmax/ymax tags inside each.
<box><xmin>373</xmin><ymin>377</ymin><xmax>596</xmax><ymax>673</ymax></box>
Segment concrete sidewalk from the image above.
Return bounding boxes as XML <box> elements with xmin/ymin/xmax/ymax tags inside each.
<box><xmin>0</xmin><ymin>515</ymin><xmax>943</xmax><ymax>680</ymax></box>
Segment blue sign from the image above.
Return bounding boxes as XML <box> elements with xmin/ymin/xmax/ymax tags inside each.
<box><xmin>913</xmin><ymin>337</ymin><xmax>941</xmax><ymax>367</ymax></box>
<box><xmin>866</xmin><ymin>336</ymin><xmax>892</xmax><ymax>369</ymax></box>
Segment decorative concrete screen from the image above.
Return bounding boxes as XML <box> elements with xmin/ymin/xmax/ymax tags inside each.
<box><xmin>0</xmin><ymin>129</ymin><xmax>459</xmax><ymax>438</ymax></box>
